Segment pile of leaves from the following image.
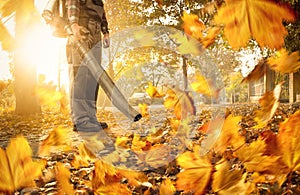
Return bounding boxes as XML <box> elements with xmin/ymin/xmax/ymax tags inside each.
<box><xmin>0</xmin><ymin>99</ymin><xmax>299</xmax><ymax>194</ymax></box>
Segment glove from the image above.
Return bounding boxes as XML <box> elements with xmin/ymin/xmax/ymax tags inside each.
<box><xmin>103</xmin><ymin>33</ymin><xmax>110</xmax><ymax>48</ymax></box>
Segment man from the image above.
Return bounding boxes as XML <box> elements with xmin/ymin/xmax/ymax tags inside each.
<box><xmin>67</xmin><ymin>0</ymin><xmax>110</xmax><ymax>132</ymax></box>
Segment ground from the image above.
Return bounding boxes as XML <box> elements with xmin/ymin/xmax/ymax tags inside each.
<box><xmin>0</xmin><ymin>103</ymin><xmax>299</xmax><ymax>194</ymax></box>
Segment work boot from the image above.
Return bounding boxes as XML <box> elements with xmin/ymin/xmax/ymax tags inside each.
<box><xmin>73</xmin><ymin>121</ymin><xmax>108</xmax><ymax>132</ymax></box>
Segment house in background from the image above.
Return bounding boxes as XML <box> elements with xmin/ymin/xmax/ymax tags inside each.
<box><xmin>249</xmin><ymin>67</ymin><xmax>300</xmax><ymax>103</ymax></box>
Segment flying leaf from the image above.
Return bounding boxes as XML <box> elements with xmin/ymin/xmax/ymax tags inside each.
<box><xmin>190</xmin><ymin>72</ymin><xmax>220</xmax><ymax>98</ymax></box>
<box><xmin>267</xmin><ymin>49</ymin><xmax>300</xmax><ymax>74</ymax></box>
<box><xmin>94</xmin><ymin>183</ymin><xmax>132</xmax><ymax>195</ymax></box>
<box><xmin>201</xmin><ymin>27</ymin><xmax>221</xmax><ymax>48</ymax></box>
<box><xmin>176</xmin><ymin>152</ymin><xmax>213</xmax><ymax>195</ymax></box>
<box><xmin>212</xmin><ymin>160</ymin><xmax>243</xmax><ymax>193</ymax></box>
<box><xmin>182</xmin><ymin>11</ymin><xmax>205</xmax><ymax>41</ymax></box>
<box><xmin>0</xmin><ymin>136</ymin><xmax>44</xmax><ymax>193</ymax></box>
<box><xmin>235</xmin><ymin>140</ymin><xmax>283</xmax><ymax>174</ymax></box>
<box><xmin>0</xmin><ymin>21</ymin><xmax>14</xmax><ymax>51</ymax></box>
<box><xmin>38</xmin><ymin>126</ymin><xmax>72</xmax><ymax>156</ymax></box>
<box><xmin>71</xmin><ymin>143</ymin><xmax>96</xmax><ymax>169</ymax></box>
<box><xmin>164</xmin><ymin>87</ymin><xmax>196</xmax><ymax>120</ymax></box>
<box><xmin>160</xmin><ymin>178</ymin><xmax>176</xmax><ymax>195</ymax></box>
<box><xmin>170</xmin><ymin>32</ymin><xmax>203</xmax><ymax>55</ymax></box>
<box><xmin>145</xmin><ymin>82</ymin><xmax>165</xmax><ymax>98</ymax></box>
<box><xmin>56</xmin><ymin>163</ymin><xmax>74</xmax><ymax>195</ymax></box>
<box><xmin>92</xmin><ymin>160</ymin><xmax>119</xmax><ymax>189</ymax></box>
<box><xmin>134</xmin><ymin>29</ymin><xmax>156</xmax><ymax>47</ymax></box>
<box><xmin>214</xmin><ymin>0</ymin><xmax>295</xmax><ymax>49</ymax></box>
<box><xmin>254</xmin><ymin>82</ymin><xmax>282</xmax><ymax>128</ymax></box>
<box><xmin>212</xmin><ymin>114</ymin><xmax>244</xmax><ymax>154</ymax></box>
<box><xmin>277</xmin><ymin>110</ymin><xmax>300</xmax><ymax>172</ymax></box>
<box><xmin>242</xmin><ymin>59</ymin><xmax>268</xmax><ymax>83</ymax></box>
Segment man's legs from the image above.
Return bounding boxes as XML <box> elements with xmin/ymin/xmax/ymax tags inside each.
<box><xmin>68</xmin><ymin>42</ymin><xmax>107</xmax><ymax>132</ymax></box>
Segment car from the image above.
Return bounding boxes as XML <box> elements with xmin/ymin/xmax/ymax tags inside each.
<box><xmin>128</xmin><ymin>92</ymin><xmax>152</xmax><ymax>105</ymax></box>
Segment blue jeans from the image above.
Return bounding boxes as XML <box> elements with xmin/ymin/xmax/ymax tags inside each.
<box><xmin>68</xmin><ymin>40</ymin><xmax>103</xmax><ymax>132</ymax></box>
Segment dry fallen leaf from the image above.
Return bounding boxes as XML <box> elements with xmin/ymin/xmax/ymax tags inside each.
<box><xmin>214</xmin><ymin>0</ymin><xmax>295</xmax><ymax>49</ymax></box>
<box><xmin>267</xmin><ymin>49</ymin><xmax>300</xmax><ymax>74</ymax></box>
<box><xmin>159</xmin><ymin>178</ymin><xmax>176</xmax><ymax>195</ymax></box>
<box><xmin>235</xmin><ymin>139</ymin><xmax>283</xmax><ymax>174</ymax></box>
<box><xmin>277</xmin><ymin>110</ymin><xmax>300</xmax><ymax>172</ymax></box>
<box><xmin>212</xmin><ymin>114</ymin><xmax>244</xmax><ymax>154</ymax></box>
<box><xmin>254</xmin><ymin>82</ymin><xmax>283</xmax><ymax>128</ymax></box>
<box><xmin>56</xmin><ymin>162</ymin><xmax>74</xmax><ymax>195</ymax></box>
<box><xmin>38</xmin><ymin>126</ymin><xmax>72</xmax><ymax>156</ymax></box>
<box><xmin>164</xmin><ymin>87</ymin><xmax>196</xmax><ymax>120</ymax></box>
<box><xmin>182</xmin><ymin>11</ymin><xmax>205</xmax><ymax>41</ymax></box>
<box><xmin>0</xmin><ymin>136</ymin><xmax>45</xmax><ymax>193</ymax></box>
<box><xmin>176</xmin><ymin>152</ymin><xmax>213</xmax><ymax>195</ymax></box>
<box><xmin>212</xmin><ymin>160</ymin><xmax>243</xmax><ymax>194</ymax></box>
<box><xmin>242</xmin><ymin>59</ymin><xmax>268</xmax><ymax>83</ymax></box>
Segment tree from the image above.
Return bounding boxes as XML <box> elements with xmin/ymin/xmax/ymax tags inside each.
<box><xmin>0</xmin><ymin>0</ymin><xmax>41</xmax><ymax>114</ymax></box>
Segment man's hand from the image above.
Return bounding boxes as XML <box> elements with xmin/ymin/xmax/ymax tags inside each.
<box><xmin>70</xmin><ymin>23</ymin><xmax>83</xmax><ymax>41</ymax></box>
<box><xmin>103</xmin><ymin>33</ymin><xmax>110</xmax><ymax>48</ymax></box>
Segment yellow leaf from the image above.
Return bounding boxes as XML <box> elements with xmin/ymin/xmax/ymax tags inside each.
<box><xmin>131</xmin><ymin>134</ymin><xmax>147</xmax><ymax>152</ymax></box>
<box><xmin>214</xmin><ymin>0</ymin><xmax>295</xmax><ymax>49</ymax></box>
<box><xmin>159</xmin><ymin>178</ymin><xmax>176</xmax><ymax>195</ymax></box>
<box><xmin>56</xmin><ymin>163</ymin><xmax>74</xmax><ymax>195</ymax></box>
<box><xmin>134</xmin><ymin>29</ymin><xmax>156</xmax><ymax>47</ymax></box>
<box><xmin>176</xmin><ymin>152</ymin><xmax>212</xmax><ymax>195</ymax></box>
<box><xmin>164</xmin><ymin>88</ymin><xmax>196</xmax><ymax>120</ymax></box>
<box><xmin>38</xmin><ymin>126</ymin><xmax>72</xmax><ymax>156</ymax></box>
<box><xmin>212</xmin><ymin>114</ymin><xmax>244</xmax><ymax>154</ymax></box>
<box><xmin>254</xmin><ymin>82</ymin><xmax>282</xmax><ymax>128</ymax></box>
<box><xmin>277</xmin><ymin>110</ymin><xmax>300</xmax><ymax>172</ymax></box>
<box><xmin>182</xmin><ymin>11</ymin><xmax>205</xmax><ymax>41</ymax></box>
<box><xmin>118</xmin><ymin>169</ymin><xmax>148</xmax><ymax>187</ymax></box>
<box><xmin>145</xmin><ymin>82</ymin><xmax>165</xmax><ymax>98</ymax></box>
<box><xmin>190</xmin><ymin>72</ymin><xmax>220</xmax><ymax>98</ymax></box>
<box><xmin>71</xmin><ymin>143</ymin><xmax>96</xmax><ymax>169</ymax></box>
<box><xmin>138</xmin><ymin>103</ymin><xmax>149</xmax><ymax>117</ymax></box>
<box><xmin>0</xmin><ymin>136</ymin><xmax>44</xmax><ymax>193</ymax></box>
<box><xmin>235</xmin><ymin>140</ymin><xmax>283</xmax><ymax>174</ymax></box>
<box><xmin>169</xmin><ymin>32</ymin><xmax>203</xmax><ymax>55</ymax></box>
<box><xmin>267</xmin><ymin>49</ymin><xmax>300</xmax><ymax>74</ymax></box>
<box><xmin>212</xmin><ymin>160</ymin><xmax>243</xmax><ymax>193</ymax></box>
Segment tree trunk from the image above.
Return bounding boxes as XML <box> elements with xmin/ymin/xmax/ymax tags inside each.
<box><xmin>14</xmin><ymin>0</ymin><xmax>41</xmax><ymax>114</ymax></box>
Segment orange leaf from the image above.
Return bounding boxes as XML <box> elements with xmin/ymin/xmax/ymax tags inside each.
<box><xmin>277</xmin><ymin>110</ymin><xmax>300</xmax><ymax>172</ymax></box>
<box><xmin>214</xmin><ymin>0</ymin><xmax>295</xmax><ymax>49</ymax></box>
<box><xmin>212</xmin><ymin>114</ymin><xmax>244</xmax><ymax>154</ymax></box>
<box><xmin>71</xmin><ymin>143</ymin><xmax>96</xmax><ymax>169</ymax></box>
<box><xmin>0</xmin><ymin>136</ymin><xmax>44</xmax><ymax>193</ymax></box>
<box><xmin>56</xmin><ymin>163</ymin><xmax>74</xmax><ymax>195</ymax></box>
<box><xmin>212</xmin><ymin>160</ymin><xmax>243</xmax><ymax>193</ymax></box>
<box><xmin>38</xmin><ymin>126</ymin><xmax>72</xmax><ymax>156</ymax></box>
<box><xmin>235</xmin><ymin>140</ymin><xmax>283</xmax><ymax>174</ymax></box>
<box><xmin>160</xmin><ymin>178</ymin><xmax>176</xmax><ymax>195</ymax></box>
<box><xmin>254</xmin><ymin>82</ymin><xmax>282</xmax><ymax>128</ymax></box>
<box><xmin>176</xmin><ymin>152</ymin><xmax>212</xmax><ymax>194</ymax></box>
<box><xmin>182</xmin><ymin>11</ymin><xmax>205</xmax><ymax>41</ymax></box>
<box><xmin>267</xmin><ymin>49</ymin><xmax>300</xmax><ymax>74</ymax></box>
<box><xmin>201</xmin><ymin>27</ymin><xmax>221</xmax><ymax>48</ymax></box>
<box><xmin>242</xmin><ymin>59</ymin><xmax>268</xmax><ymax>83</ymax></box>
<box><xmin>164</xmin><ymin>88</ymin><xmax>196</xmax><ymax>120</ymax></box>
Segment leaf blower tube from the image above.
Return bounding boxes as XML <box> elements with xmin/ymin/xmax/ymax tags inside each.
<box><xmin>65</xmin><ymin>26</ymin><xmax>142</xmax><ymax>122</ymax></box>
